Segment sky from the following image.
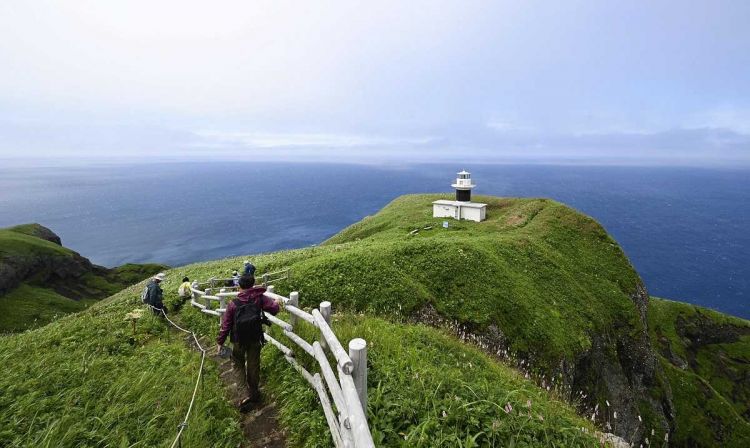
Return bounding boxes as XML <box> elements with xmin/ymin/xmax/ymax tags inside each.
<box><xmin>0</xmin><ymin>0</ymin><xmax>749</xmax><ymax>165</ymax></box>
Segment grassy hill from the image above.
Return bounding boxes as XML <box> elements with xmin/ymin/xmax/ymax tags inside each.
<box><xmin>0</xmin><ymin>224</ymin><xmax>167</xmax><ymax>332</ymax></box>
<box><xmin>1</xmin><ymin>195</ymin><xmax>747</xmax><ymax>446</ymax></box>
<box><xmin>648</xmin><ymin>298</ymin><xmax>750</xmax><ymax>446</ymax></box>
<box><xmin>0</xmin><ymin>274</ymin><xmax>602</xmax><ymax>446</ymax></box>
<box><xmin>164</xmin><ymin>194</ymin><xmax>666</xmax><ymax>444</ymax></box>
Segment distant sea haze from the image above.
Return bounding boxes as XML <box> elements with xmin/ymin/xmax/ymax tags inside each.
<box><xmin>1</xmin><ymin>162</ymin><xmax>747</xmax><ymax>319</ymax></box>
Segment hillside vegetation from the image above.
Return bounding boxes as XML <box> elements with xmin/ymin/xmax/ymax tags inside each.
<box><xmin>0</xmin><ymin>284</ymin><xmax>243</xmax><ymax>447</ymax></box>
<box><xmin>3</xmin><ymin>195</ymin><xmax>748</xmax><ymax>446</ymax></box>
<box><xmin>0</xmin><ymin>265</ymin><xmax>601</xmax><ymax>446</ymax></box>
<box><xmin>0</xmin><ymin>224</ymin><xmax>166</xmax><ymax>332</ymax></box>
<box><xmin>648</xmin><ymin>298</ymin><xmax>750</xmax><ymax>446</ymax></box>
<box><xmin>163</xmin><ymin>194</ymin><xmax>664</xmax><ymax>444</ymax></box>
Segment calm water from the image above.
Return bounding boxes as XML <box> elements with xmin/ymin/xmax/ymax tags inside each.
<box><xmin>1</xmin><ymin>162</ymin><xmax>748</xmax><ymax>318</ymax></box>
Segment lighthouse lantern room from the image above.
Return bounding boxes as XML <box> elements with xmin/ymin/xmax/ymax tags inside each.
<box><xmin>432</xmin><ymin>170</ymin><xmax>487</xmax><ymax>222</ymax></box>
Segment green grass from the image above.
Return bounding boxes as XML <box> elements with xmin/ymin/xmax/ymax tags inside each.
<box><xmin>4</xmin><ymin>194</ymin><xmax>748</xmax><ymax>446</ymax></box>
<box><xmin>157</xmin><ymin>195</ymin><xmax>664</xmax><ymax>441</ymax></box>
<box><xmin>0</xmin><ymin>228</ymin><xmax>73</xmax><ymax>259</ymax></box>
<box><xmin>179</xmin><ymin>303</ymin><xmax>601</xmax><ymax>447</ymax></box>
<box><xmin>1</xmin><ymin>223</ymin><xmax>167</xmax><ymax>332</ymax></box>
<box><xmin>170</xmin><ymin>195</ymin><xmax>644</xmax><ymax>365</ymax></box>
<box><xmin>648</xmin><ymin>297</ymin><xmax>750</xmax><ymax>443</ymax></box>
<box><xmin>0</xmin><ymin>271</ymin><xmax>603</xmax><ymax>447</ymax></box>
<box><xmin>0</xmin><ymin>282</ymin><xmax>243</xmax><ymax>447</ymax></box>
<box><xmin>660</xmin><ymin>360</ymin><xmax>750</xmax><ymax>447</ymax></box>
<box><xmin>0</xmin><ymin>283</ymin><xmax>96</xmax><ymax>333</ymax></box>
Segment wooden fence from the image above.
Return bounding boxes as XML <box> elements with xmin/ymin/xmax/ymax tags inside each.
<box><xmin>189</xmin><ymin>280</ymin><xmax>374</xmax><ymax>448</ymax></box>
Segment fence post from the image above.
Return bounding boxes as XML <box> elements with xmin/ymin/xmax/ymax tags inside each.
<box><xmin>267</xmin><ymin>285</ymin><xmax>275</xmax><ymax>294</ymax></box>
<box><xmin>349</xmin><ymin>338</ymin><xmax>368</xmax><ymax>418</ymax></box>
<box><xmin>288</xmin><ymin>291</ymin><xmax>299</xmax><ymax>328</ymax></box>
<box><xmin>219</xmin><ymin>288</ymin><xmax>226</xmax><ymax>311</ymax></box>
<box><xmin>204</xmin><ymin>289</ymin><xmax>212</xmax><ymax>309</ymax></box>
<box><xmin>191</xmin><ymin>281</ymin><xmax>199</xmax><ymax>300</ymax></box>
<box><xmin>319</xmin><ymin>301</ymin><xmax>332</xmax><ymax>350</ymax></box>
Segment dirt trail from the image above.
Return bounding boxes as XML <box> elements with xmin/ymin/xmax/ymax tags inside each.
<box><xmin>198</xmin><ymin>336</ymin><xmax>288</xmax><ymax>448</ymax></box>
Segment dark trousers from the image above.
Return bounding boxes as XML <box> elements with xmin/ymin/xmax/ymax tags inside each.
<box><xmin>232</xmin><ymin>342</ymin><xmax>262</xmax><ymax>400</ymax></box>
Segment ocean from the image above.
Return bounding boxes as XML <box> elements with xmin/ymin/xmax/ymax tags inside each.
<box><xmin>1</xmin><ymin>162</ymin><xmax>748</xmax><ymax>318</ymax></box>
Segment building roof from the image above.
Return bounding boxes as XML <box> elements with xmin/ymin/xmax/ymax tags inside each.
<box><xmin>432</xmin><ymin>200</ymin><xmax>486</xmax><ymax>208</ymax></box>
<box><xmin>457</xmin><ymin>170</ymin><xmax>471</xmax><ymax>175</ymax></box>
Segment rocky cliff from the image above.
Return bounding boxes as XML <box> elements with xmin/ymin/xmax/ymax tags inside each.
<box><xmin>0</xmin><ymin>224</ymin><xmax>167</xmax><ymax>332</ymax></box>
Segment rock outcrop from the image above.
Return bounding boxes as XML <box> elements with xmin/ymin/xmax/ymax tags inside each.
<box><xmin>0</xmin><ymin>224</ymin><xmax>167</xmax><ymax>331</ymax></box>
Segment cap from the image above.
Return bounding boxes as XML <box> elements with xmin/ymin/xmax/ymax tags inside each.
<box><xmin>243</xmin><ymin>260</ymin><xmax>250</xmax><ymax>264</ymax></box>
<box><xmin>153</xmin><ymin>273</ymin><xmax>166</xmax><ymax>281</ymax></box>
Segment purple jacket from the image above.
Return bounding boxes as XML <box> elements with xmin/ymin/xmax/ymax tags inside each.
<box><xmin>217</xmin><ymin>286</ymin><xmax>280</xmax><ymax>345</ymax></box>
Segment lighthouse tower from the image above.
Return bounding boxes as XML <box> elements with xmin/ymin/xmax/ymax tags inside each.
<box><xmin>432</xmin><ymin>170</ymin><xmax>487</xmax><ymax>222</ymax></box>
<box><xmin>452</xmin><ymin>170</ymin><xmax>475</xmax><ymax>202</ymax></box>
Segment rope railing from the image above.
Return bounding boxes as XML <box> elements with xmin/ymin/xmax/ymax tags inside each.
<box><xmin>188</xmin><ymin>280</ymin><xmax>375</xmax><ymax>448</ymax></box>
<box><xmin>146</xmin><ymin>304</ymin><xmax>207</xmax><ymax>448</ymax></box>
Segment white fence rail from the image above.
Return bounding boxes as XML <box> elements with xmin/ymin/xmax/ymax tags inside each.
<box><xmin>189</xmin><ymin>281</ymin><xmax>374</xmax><ymax>448</ymax></box>
<box><xmin>194</xmin><ymin>269</ymin><xmax>290</xmax><ymax>291</ymax></box>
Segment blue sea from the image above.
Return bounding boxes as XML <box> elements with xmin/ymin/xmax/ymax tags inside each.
<box><xmin>1</xmin><ymin>162</ymin><xmax>748</xmax><ymax>319</ymax></box>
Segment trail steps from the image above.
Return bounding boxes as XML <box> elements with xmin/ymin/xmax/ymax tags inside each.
<box><xmin>184</xmin><ymin>329</ymin><xmax>288</xmax><ymax>447</ymax></box>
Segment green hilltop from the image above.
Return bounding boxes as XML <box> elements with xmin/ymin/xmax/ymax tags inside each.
<box><xmin>1</xmin><ymin>195</ymin><xmax>748</xmax><ymax>447</ymax></box>
<box><xmin>0</xmin><ymin>223</ymin><xmax>166</xmax><ymax>332</ymax></box>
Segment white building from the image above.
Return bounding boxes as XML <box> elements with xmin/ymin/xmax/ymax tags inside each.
<box><xmin>432</xmin><ymin>171</ymin><xmax>487</xmax><ymax>222</ymax></box>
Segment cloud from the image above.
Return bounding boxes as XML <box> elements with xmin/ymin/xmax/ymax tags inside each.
<box><xmin>193</xmin><ymin>131</ymin><xmax>436</xmax><ymax>149</ymax></box>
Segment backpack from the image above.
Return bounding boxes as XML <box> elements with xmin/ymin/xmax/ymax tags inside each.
<box><xmin>232</xmin><ymin>298</ymin><xmax>265</xmax><ymax>346</ymax></box>
<box><xmin>141</xmin><ymin>285</ymin><xmax>150</xmax><ymax>304</ymax></box>
<box><xmin>178</xmin><ymin>282</ymin><xmax>189</xmax><ymax>298</ymax></box>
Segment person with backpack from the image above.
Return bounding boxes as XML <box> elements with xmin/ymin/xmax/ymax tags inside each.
<box><xmin>243</xmin><ymin>260</ymin><xmax>256</xmax><ymax>276</ymax></box>
<box><xmin>143</xmin><ymin>272</ymin><xmax>166</xmax><ymax>315</ymax></box>
<box><xmin>216</xmin><ymin>274</ymin><xmax>280</xmax><ymax>408</ymax></box>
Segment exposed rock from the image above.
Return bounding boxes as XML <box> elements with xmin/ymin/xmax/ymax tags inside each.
<box><xmin>1</xmin><ymin>224</ymin><xmax>167</xmax><ymax>329</ymax></box>
<box><xmin>598</xmin><ymin>431</ymin><xmax>631</xmax><ymax>448</ymax></box>
<box><xmin>412</xmin><ymin>285</ymin><xmax>675</xmax><ymax>446</ymax></box>
<box><xmin>0</xmin><ymin>248</ymin><xmax>93</xmax><ymax>297</ymax></box>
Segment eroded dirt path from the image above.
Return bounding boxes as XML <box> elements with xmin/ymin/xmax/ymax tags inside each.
<box><xmin>197</xmin><ymin>336</ymin><xmax>287</xmax><ymax>448</ymax></box>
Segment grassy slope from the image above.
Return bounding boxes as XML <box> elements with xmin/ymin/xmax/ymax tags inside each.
<box><xmin>160</xmin><ymin>194</ymin><xmax>659</xmax><ymax>438</ymax></box>
<box><xmin>0</xmin><ymin>228</ymin><xmax>72</xmax><ymax>259</ymax></box>
<box><xmin>172</xmin><ymin>195</ymin><xmax>640</xmax><ymax>363</ymax></box>
<box><xmin>0</xmin><ymin>270</ymin><xmax>601</xmax><ymax>447</ymax></box>
<box><xmin>177</xmin><ymin>298</ymin><xmax>600</xmax><ymax>447</ymax></box>
<box><xmin>306</xmin><ymin>194</ymin><xmax>643</xmax><ymax>362</ymax></box>
<box><xmin>0</xmin><ymin>283</ymin><xmax>243</xmax><ymax>447</ymax></box>
<box><xmin>0</xmin><ymin>226</ymin><xmax>167</xmax><ymax>332</ymax></box>
<box><xmin>0</xmin><ymin>283</ymin><xmax>96</xmax><ymax>333</ymax></box>
<box><xmin>5</xmin><ymin>194</ymin><xmax>745</xmax><ymax>446</ymax></box>
<box><xmin>648</xmin><ymin>298</ymin><xmax>750</xmax><ymax>446</ymax></box>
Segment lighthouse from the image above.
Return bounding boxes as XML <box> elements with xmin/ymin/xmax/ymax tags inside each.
<box><xmin>452</xmin><ymin>170</ymin><xmax>475</xmax><ymax>202</ymax></box>
<box><xmin>432</xmin><ymin>170</ymin><xmax>487</xmax><ymax>222</ymax></box>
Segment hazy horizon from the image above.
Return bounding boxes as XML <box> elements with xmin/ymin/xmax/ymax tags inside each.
<box><xmin>1</xmin><ymin>1</ymin><xmax>749</xmax><ymax>165</ymax></box>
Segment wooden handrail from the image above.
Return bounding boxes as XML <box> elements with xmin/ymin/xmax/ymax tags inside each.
<box><xmin>189</xmin><ymin>279</ymin><xmax>373</xmax><ymax>447</ymax></box>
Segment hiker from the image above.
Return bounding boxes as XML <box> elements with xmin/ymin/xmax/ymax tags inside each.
<box><xmin>243</xmin><ymin>260</ymin><xmax>256</xmax><ymax>276</ymax></box>
<box><xmin>232</xmin><ymin>270</ymin><xmax>240</xmax><ymax>287</ymax></box>
<box><xmin>177</xmin><ymin>276</ymin><xmax>192</xmax><ymax>301</ymax></box>
<box><xmin>216</xmin><ymin>274</ymin><xmax>280</xmax><ymax>408</ymax></box>
<box><xmin>144</xmin><ymin>272</ymin><xmax>167</xmax><ymax>315</ymax></box>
